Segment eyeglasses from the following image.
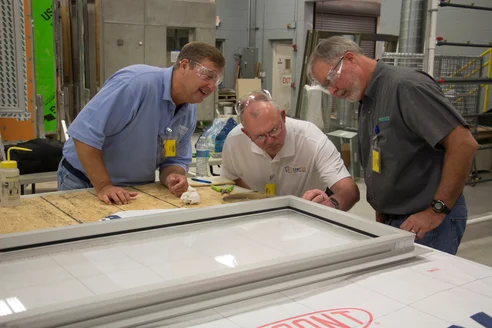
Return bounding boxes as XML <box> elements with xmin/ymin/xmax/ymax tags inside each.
<box><xmin>320</xmin><ymin>54</ymin><xmax>345</xmax><ymax>90</ymax></box>
<box><xmin>187</xmin><ymin>60</ymin><xmax>223</xmax><ymax>87</ymax></box>
<box><xmin>252</xmin><ymin>122</ymin><xmax>283</xmax><ymax>143</ymax></box>
<box><xmin>235</xmin><ymin>89</ymin><xmax>273</xmax><ymax>116</ymax></box>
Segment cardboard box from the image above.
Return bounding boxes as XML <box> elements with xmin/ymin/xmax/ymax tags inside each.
<box><xmin>341</xmin><ymin>143</ymin><xmax>351</xmax><ymax>168</ymax></box>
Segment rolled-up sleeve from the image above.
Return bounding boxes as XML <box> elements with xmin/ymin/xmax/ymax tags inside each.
<box><xmin>398</xmin><ymin>80</ymin><xmax>467</xmax><ymax>148</ymax></box>
<box><xmin>67</xmin><ymin>79</ymin><xmax>138</xmax><ymax>150</ymax></box>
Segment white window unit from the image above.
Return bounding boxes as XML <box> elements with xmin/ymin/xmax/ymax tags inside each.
<box><xmin>0</xmin><ymin>196</ymin><xmax>419</xmax><ymax>327</ymax></box>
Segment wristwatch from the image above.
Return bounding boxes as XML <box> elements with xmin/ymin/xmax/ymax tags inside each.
<box><xmin>430</xmin><ymin>200</ymin><xmax>450</xmax><ymax>214</ymax></box>
<box><xmin>329</xmin><ymin>197</ymin><xmax>340</xmax><ymax>210</ymax></box>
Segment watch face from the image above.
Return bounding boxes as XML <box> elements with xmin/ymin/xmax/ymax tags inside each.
<box><xmin>434</xmin><ymin>202</ymin><xmax>443</xmax><ymax>211</ymax></box>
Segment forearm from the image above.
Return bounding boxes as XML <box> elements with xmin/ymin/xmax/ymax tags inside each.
<box><xmin>234</xmin><ymin>178</ymin><xmax>251</xmax><ymax>190</ymax></box>
<box><xmin>434</xmin><ymin>141</ymin><xmax>477</xmax><ymax>208</ymax></box>
<box><xmin>73</xmin><ymin>139</ymin><xmax>111</xmax><ymax>192</ymax></box>
<box><xmin>159</xmin><ymin>165</ymin><xmax>186</xmax><ymax>187</ymax></box>
<box><xmin>331</xmin><ymin>181</ymin><xmax>360</xmax><ymax>211</ymax></box>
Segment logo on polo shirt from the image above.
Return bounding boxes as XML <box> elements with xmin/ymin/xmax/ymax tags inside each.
<box><xmin>378</xmin><ymin>116</ymin><xmax>390</xmax><ymax>123</ymax></box>
<box><xmin>284</xmin><ymin>166</ymin><xmax>307</xmax><ymax>173</ymax></box>
<box><xmin>177</xmin><ymin>125</ymin><xmax>189</xmax><ymax>137</ymax></box>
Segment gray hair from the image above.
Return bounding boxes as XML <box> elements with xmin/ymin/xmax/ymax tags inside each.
<box><xmin>306</xmin><ymin>36</ymin><xmax>364</xmax><ymax>83</ymax></box>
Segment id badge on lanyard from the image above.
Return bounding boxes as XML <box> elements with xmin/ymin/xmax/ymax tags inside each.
<box><xmin>163</xmin><ymin>127</ymin><xmax>176</xmax><ymax>158</ymax></box>
<box><xmin>265</xmin><ymin>172</ymin><xmax>276</xmax><ymax>195</ymax></box>
<box><xmin>372</xmin><ymin>125</ymin><xmax>381</xmax><ymax>174</ymax></box>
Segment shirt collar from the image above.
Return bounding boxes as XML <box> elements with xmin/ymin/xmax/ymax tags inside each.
<box><xmin>363</xmin><ymin>59</ymin><xmax>386</xmax><ymax>101</ymax></box>
<box><xmin>162</xmin><ymin>66</ymin><xmax>191</xmax><ymax>114</ymax></box>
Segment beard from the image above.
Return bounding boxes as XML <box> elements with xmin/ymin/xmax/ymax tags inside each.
<box><xmin>346</xmin><ymin>70</ymin><xmax>362</xmax><ymax>103</ymax></box>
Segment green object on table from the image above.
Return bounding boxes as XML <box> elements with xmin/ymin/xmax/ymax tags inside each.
<box><xmin>211</xmin><ymin>185</ymin><xmax>234</xmax><ymax>194</ymax></box>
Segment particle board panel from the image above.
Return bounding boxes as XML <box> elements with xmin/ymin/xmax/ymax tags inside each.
<box><xmin>0</xmin><ymin>198</ymin><xmax>77</xmax><ymax>234</ymax></box>
<box><xmin>132</xmin><ymin>183</ymin><xmax>232</xmax><ymax>208</ymax></box>
<box><xmin>87</xmin><ymin>187</ymin><xmax>179</xmax><ymax>211</ymax></box>
<box><xmin>42</xmin><ymin>190</ymin><xmax>120</xmax><ymax>223</ymax></box>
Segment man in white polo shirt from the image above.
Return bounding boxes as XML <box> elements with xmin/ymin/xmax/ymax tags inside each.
<box><xmin>221</xmin><ymin>90</ymin><xmax>359</xmax><ymax>211</ymax></box>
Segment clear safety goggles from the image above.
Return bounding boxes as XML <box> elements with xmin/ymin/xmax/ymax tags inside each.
<box><xmin>319</xmin><ymin>54</ymin><xmax>345</xmax><ymax>90</ymax></box>
<box><xmin>189</xmin><ymin>60</ymin><xmax>223</xmax><ymax>87</ymax></box>
<box><xmin>252</xmin><ymin>122</ymin><xmax>283</xmax><ymax>143</ymax></box>
<box><xmin>235</xmin><ymin>89</ymin><xmax>273</xmax><ymax>116</ymax></box>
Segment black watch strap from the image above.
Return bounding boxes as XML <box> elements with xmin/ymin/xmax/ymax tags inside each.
<box><xmin>329</xmin><ymin>197</ymin><xmax>340</xmax><ymax>209</ymax></box>
<box><xmin>431</xmin><ymin>200</ymin><xmax>450</xmax><ymax>214</ymax></box>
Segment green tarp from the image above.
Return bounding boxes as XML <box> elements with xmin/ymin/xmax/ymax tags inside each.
<box><xmin>32</xmin><ymin>0</ymin><xmax>56</xmax><ymax>133</ymax></box>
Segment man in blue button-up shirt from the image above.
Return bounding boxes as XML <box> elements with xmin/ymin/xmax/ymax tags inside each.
<box><xmin>58</xmin><ymin>42</ymin><xmax>225</xmax><ymax>205</ymax></box>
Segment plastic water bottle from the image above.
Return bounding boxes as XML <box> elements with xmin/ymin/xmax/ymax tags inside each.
<box><xmin>195</xmin><ymin>136</ymin><xmax>209</xmax><ymax>177</ymax></box>
<box><xmin>208</xmin><ymin>134</ymin><xmax>216</xmax><ymax>157</ymax></box>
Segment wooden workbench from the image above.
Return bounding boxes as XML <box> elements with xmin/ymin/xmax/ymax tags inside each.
<box><xmin>0</xmin><ymin>183</ymin><xmax>240</xmax><ymax>235</ymax></box>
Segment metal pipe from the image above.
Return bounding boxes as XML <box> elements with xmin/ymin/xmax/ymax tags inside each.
<box><xmin>437</xmin><ymin>78</ymin><xmax>492</xmax><ymax>84</ymax></box>
<box><xmin>426</xmin><ymin>0</ymin><xmax>438</xmax><ymax>76</ymax></box>
<box><xmin>477</xmin><ymin>144</ymin><xmax>492</xmax><ymax>150</ymax></box>
<box><xmin>247</xmin><ymin>0</ymin><xmax>251</xmax><ymax>47</ymax></box>
<box><xmin>462</xmin><ymin>112</ymin><xmax>492</xmax><ymax>118</ymax></box>
<box><xmin>399</xmin><ymin>0</ymin><xmax>427</xmax><ymax>54</ymax></box>
<box><xmin>247</xmin><ymin>0</ymin><xmax>256</xmax><ymax>48</ymax></box>
<box><xmin>437</xmin><ymin>41</ymin><xmax>492</xmax><ymax>48</ymax></box>
<box><xmin>466</xmin><ymin>177</ymin><xmax>492</xmax><ymax>185</ymax></box>
<box><xmin>439</xmin><ymin>1</ymin><xmax>492</xmax><ymax>12</ymax></box>
<box><xmin>484</xmin><ymin>50</ymin><xmax>492</xmax><ymax>112</ymax></box>
<box><xmin>468</xmin><ymin>214</ymin><xmax>492</xmax><ymax>226</ymax></box>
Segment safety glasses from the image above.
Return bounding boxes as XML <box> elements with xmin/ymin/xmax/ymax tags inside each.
<box><xmin>252</xmin><ymin>122</ymin><xmax>283</xmax><ymax>143</ymax></box>
<box><xmin>320</xmin><ymin>53</ymin><xmax>345</xmax><ymax>90</ymax></box>
<box><xmin>189</xmin><ymin>60</ymin><xmax>223</xmax><ymax>87</ymax></box>
<box><xmin>235</xmin><ymin>89</ymin><xmax>273</xmax><ymax>116</ymax></box>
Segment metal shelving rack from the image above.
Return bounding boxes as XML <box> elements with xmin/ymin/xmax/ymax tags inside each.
<box><xmin>426</xmin><ymin>0</ymin><xmax>492</xmax><ymax>185</ymax></box>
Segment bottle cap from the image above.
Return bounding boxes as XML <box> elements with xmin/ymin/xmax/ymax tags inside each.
<box><xmin>1</xmin><ymin>147</ymin><xmax>32</xmax><ymax>169</ymax></box>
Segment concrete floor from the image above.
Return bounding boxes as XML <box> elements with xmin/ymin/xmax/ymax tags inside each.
<box><xmin>23</xmin><ymin>170</ymin><xmax>492</xmax><ymax>268</ymax></box>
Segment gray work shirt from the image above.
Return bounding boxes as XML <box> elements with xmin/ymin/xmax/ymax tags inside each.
<box><xmin>358</xmin><ymin>60</ymin><xmax>467</xmax><ymax>215</ymax></box>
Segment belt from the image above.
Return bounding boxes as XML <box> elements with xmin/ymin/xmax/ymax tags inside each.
<box><xmin>61</xmin><ymin>158</ymin><xmax>92</xmax><ymax>185</ymax></box>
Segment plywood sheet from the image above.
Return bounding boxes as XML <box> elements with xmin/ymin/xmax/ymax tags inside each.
<box><xmin>132</xmin><ymin>183</ymin><xmax>176</xmax><ymax>200</ymax></box>
<box><xmin>88</xmin><ymin>187</ymin><xmax>179</xmax><ymax>212</ymax></box>
<box><xmin>43</xmin><ymin>191</ymin><xmax>120</xmax><ymax>223</ymax></box>
<box><xmin>133</xmin><ymin>183</ymin><xmax>233</xmax><ymax>208</ymax></box>
<box><xmin>0</xmin><ymin>198</ymin><xmax>77</xmax><ymax>234</ymax></box>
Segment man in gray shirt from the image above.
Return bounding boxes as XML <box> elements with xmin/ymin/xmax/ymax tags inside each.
<box><xmin>307</xmin><ymin>36</ymin><xmax>478</xmax><ymax>255</ymax></box>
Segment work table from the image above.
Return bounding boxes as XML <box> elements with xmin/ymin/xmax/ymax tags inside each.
<box><xmin>0</xmin><ymin>182</ymin><xmax>240</xmax><ymax>235</ymax></box>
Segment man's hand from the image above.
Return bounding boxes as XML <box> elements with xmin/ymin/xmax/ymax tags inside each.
<box><xmin>97</xmin><ymin>185</ymin><xmax>138</xmax><ymax>205</ymax></box>
<box><xmin>400</xmin><ymin>208</ymin><xmax>446</xmax><ymax>239</ymax></box>
<box><xmin>302</xmin><ymin>189</ymin><xmax>335</xmax><ymax>208</ymax></box>
<box><xmin>166</xmin><ymin>173</ymin><xmax>188</xmax><ymax>196</ymax></box>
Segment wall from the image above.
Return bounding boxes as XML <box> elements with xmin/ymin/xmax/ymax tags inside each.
<box><xmin>380</xmin><ymin>0</ymin><xmax>492</xmax><ymax>111</ymax></box>
<box><xmin>380</xmin><ymin>0</ymin><xmax>492</xmax><ymax>57</ymax></box>
<box><xmin>215</xmin><ymin>0</ymin><xmax>248</xmax><ymax>89</ymax></box>
<box><xmin>0</xmin><ymin>0</ymin><xmax>36</xmax><ymax>143</ymax></box>
<box><xmin>253</xmin><ymin>0</ymin><xmax>314</xmax><ymax>117</ymax></box>
<box><xmin>100</xmin><ymin>0</ymin><xmax>217</xmax><ymax>121</ymax></box>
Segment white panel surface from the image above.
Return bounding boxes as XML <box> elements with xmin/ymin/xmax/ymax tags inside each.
<box><xmin>0</xmin><ymin>210</ymin><xmax>368</xmax><ymax>317</ymax></box>
<box><xmin>152</xmin><ymin>251</ymin><xmax>492</xmax><ymax>328</ymax></box>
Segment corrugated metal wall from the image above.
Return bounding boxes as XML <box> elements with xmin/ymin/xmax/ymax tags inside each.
<box><xmin>314</xmin><ymin>13</ymin><xmax>378</xmax><ymax>59</ymax></box>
